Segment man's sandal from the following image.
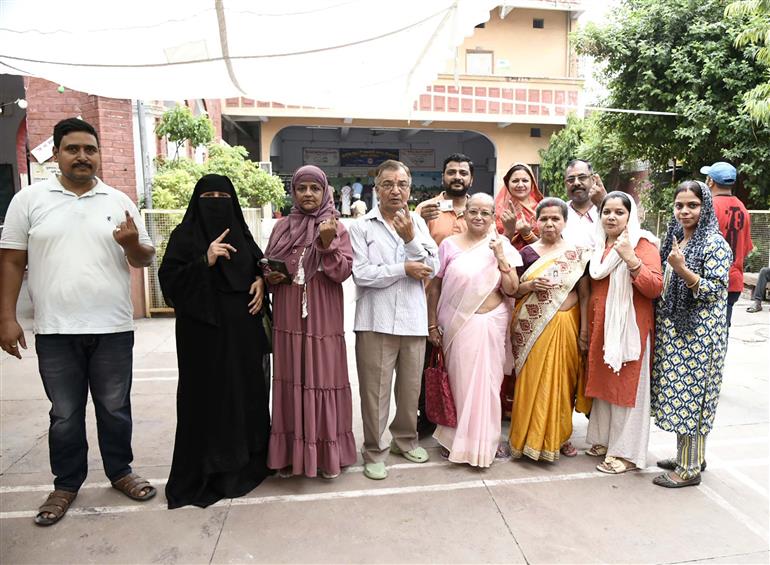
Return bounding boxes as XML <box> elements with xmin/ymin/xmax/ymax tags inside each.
<box><xmin>34</xmin><ymin>489</ymin><xmax>77</xmax><ymax>526</ymax></box>
<box><xmin>111</xmin><ymin>473</ymin><xmax>157</xmax><ymax>501</ymax></box>
<box><xmin>596</xmin><ymin>456</ymin><xmax>637</xmax><ymax>474</ymax></box>
<box><xmin>585</xmin><ymin>444</ymin><xmax>607</xmax><ymax>457</ymax></box>
<box><xmin>652</xmin><ymin>472</ymin><xmax>701</xmax><ymax>488</ymax></box>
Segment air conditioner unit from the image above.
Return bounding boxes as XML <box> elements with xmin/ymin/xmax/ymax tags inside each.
<box><xmin>258</xmin><ymin>161</ymin><xmax>273</xmax><ymax>174</ymax></box>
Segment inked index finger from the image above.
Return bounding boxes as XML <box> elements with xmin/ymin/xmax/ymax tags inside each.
<box><xmin>215</xmin><ymin>228</ymin><xmax>230</xmax><ymax>243</ymax></box>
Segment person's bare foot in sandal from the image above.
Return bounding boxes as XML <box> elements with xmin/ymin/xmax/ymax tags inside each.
<box><xmin>111</xmin><ymin>473</ymin><xmax>156</xmax><ymax>501</ymax></box>
<box><xmin>34</xmin><ymin>489</ymin><xmax>78</xmax><ymax>526</ymax></box>
<box><xmin>585</xmin><ymin>444</ymin><xmax>607</xmax><ymax>457</ymax></box>
<box><xmin>597</xmin><ymin>455</ymin><xmax>637</xmax><ymax>474</ymax></box>
<box><xmin>560</xmin><ymin>442</ymin><xmax>578</xmax><ymax>457</ymax></box>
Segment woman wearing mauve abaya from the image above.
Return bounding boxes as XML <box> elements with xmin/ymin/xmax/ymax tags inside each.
<box><xmin>264</xmin><ymin>165</ymin><xmax>357</xmax><ymax>479</ymax></box>
<box><xmin>159</xmin><ymin>174</ymin><xmax>271</xmax><ymax>509</ymax></box>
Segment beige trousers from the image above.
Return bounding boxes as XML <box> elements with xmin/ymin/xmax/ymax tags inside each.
<box><xmin>355</xmin><ymin>331</ymin><xmax>426</xmax><ymax>464</ymax></box>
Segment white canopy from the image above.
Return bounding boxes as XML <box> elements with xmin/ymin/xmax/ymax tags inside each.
<box><xmin>0</xmin><ymin>0</ymin><xmax>497</xmax><ymax>112</ymax></box>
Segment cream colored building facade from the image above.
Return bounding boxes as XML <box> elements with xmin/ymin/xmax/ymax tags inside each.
<box><xmin>221</xmin><ymin>2</ymin><xmax>584</xmax><ymax>197</ymax></box>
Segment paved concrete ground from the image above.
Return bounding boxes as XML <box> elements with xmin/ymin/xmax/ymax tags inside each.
<box><xmin>1</xmin><ymin>279</ymin><xmax>768</xmax><ymax>565</ymax></box>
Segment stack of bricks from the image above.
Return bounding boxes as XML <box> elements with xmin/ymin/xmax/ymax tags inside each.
<box><xmin>24</xmin><ymin>77</ymin><xmax>138</xmax><ymax>200</ymax></box>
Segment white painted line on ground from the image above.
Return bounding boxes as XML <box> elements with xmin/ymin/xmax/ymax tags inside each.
<box><xmin>133</xmin><ymin>368</ymin><xmax>178</xmax><ymax>373</ymax></box>
<box><xmin>2</xmin><ymin>457</ymin><xmax>767</xmax><ymax>495</ymax></box>
<box><xmin>3</xmin><ymin>459</ymin><xmax>768</xmax><ymax>520</ymax></box>
<box><xmin>709</xmin><ymin>456</ymin><xmax>769</xmax><ymax>499</ymax></box>
<box><xmin>699</xmin><ymin>483</ymin><xmax>769</xmax><ymax>543</ymax></box>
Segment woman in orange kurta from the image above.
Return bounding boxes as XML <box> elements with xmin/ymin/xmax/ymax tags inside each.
<box><xmin>584</xmin><ymin>191</ymin><xmax>662</xmax><ymax>474</ymax></box>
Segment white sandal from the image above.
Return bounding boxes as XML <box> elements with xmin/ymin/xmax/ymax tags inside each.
<box><xmin>596</xmin><ymin>456</ymin><xmax>637</xmax><ymax>474</ymax></box>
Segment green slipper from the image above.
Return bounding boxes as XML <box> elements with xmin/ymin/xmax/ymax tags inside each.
<box><xmin>652</xmin><ymin>472</ymin><xmax>701</xmax><ymax>488</ymax></box>
<box><xmin>363</xmin><ymin>462</ymin><xmax>388</xmax><ymax>480</ymax></box>
<box><xmin>390</xmin><ymin>443</ymin><xmax>429</xmax><ymax>463</ymax></box>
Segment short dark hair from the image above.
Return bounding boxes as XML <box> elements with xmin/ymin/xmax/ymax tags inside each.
<box><xmin>600</xmin><ymin>190</ymin><xmax>632</xmax><ymax>214</ymax></box>
<box><xmin>443</xmin><ymin>153</ymin><xmax>474</xmax><ymax>176</ymax></box>
<box><xmin>536</xmin><ymin>197</ymin><xmax>569</xmax><ymax>220</ymax></box>
<box><xmin>675</xmin><ymin>180</ymin><xmax>703</xmax><ymax>201</ymax></box>
<box><xmin>565</xmin><ymin>159</ymin><xmax>593</xmax><ymax>174</ymax></box>
<box><xmin>53</xmin><ymin>118</ymin><xmax>99</xmax><ymax>148</ymax></box>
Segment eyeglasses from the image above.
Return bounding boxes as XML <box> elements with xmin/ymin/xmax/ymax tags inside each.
<box><xmin>466</xmin><ymin>209</ymin><xmax>493</xmax><ymax>218</ymax></box>
<box><xmin>378</xmin><ymin>181</ymin><xmax>410</xmax><ymax>191</ymax></box>
<box><xmin>565</xmin><ymin>174</ymin><xmax>591</xmax><ymax>185</ymax></box>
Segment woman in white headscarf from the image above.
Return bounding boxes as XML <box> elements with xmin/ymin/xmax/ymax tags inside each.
<box><xmin>584</xmin><ymin>191</ymin><xmax>663</xmax><ymax>474</ymax></box>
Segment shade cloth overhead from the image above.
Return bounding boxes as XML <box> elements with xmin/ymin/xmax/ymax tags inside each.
<box><xmin>0</xmin><ymin>0</ymin><xmax>497</xmax><ymax>112</ymax></box>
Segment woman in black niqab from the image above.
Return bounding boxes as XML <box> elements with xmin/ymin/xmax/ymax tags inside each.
<box><xmin>159</xmin><ymin>174</ymin><xmax>271</xmax><ymax>509</ymax></box>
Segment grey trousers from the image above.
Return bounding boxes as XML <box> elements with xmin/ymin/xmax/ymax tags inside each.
<box><xmin>355</xmin><ymin>331</ymin><xmax>426</xmax><ymax>464</ymax></box>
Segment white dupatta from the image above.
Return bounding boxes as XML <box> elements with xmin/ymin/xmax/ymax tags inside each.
<box><xmin>588</xmin><ymin>196</ymin><xmax>657</xmax><ymax>373</ymax></box>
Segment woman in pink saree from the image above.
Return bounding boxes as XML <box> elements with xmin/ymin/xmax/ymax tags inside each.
<box><xmin>426</xmin><ymin>193</ymin><xmax>521</xmax><ymax>467</ymax></box>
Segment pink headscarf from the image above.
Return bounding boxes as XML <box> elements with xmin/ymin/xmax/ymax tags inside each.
<box><xmin>265</xmin><ymin>165</ymin><xmax>339</xmax><ymax>281</ymax></box>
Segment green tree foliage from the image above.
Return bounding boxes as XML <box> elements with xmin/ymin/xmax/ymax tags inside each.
<box><xmin>726</xmin><ymin>0</ymin><xmax>770</xmax><ymax>124</ymax></box>
<box><xmin>151</xmin><ymin>145</ymin><xmax>285</xmax><ymax>209</ymax></box>
<box><xmin>202</xmin><ymin>144</ymin><xmax>286</xmax><ymax>208</ymax></box>
<box><xmin>538</xmin><ymin>112</ymin><xmax>629</xmax><ymax>198</ymax></box>
<box><xmin>154</xmin><ymin>105</ymin><xmax>215</xmax><ymax>160</ymax></box>
<box><xmin>574</xmin><ymin>0</ymin><xmax>770</xmax><ymax>208</ymax></box>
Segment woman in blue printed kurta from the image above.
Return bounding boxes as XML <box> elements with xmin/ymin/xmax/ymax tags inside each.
<box><xmin>651</xmin><ymin>181</ymin><xmax>731</xmax><ymax>488</ymax></box>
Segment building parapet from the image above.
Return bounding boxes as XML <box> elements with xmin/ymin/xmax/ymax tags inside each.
<box><xmin>223</xmin><ymin>75</ymin><xmax>582</xmax><ymax>126</ymax></box>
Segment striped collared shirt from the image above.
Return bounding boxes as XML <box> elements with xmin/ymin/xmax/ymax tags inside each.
<box><xmin>349</xmin><ymin>207</ymin><xmax>439</xmax><ymax>336</ymax></box>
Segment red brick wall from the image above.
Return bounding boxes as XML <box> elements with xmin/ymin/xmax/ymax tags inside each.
<box><xmin>15</xmin><ymin>118</ymin><xmax>27</xmax><ymax>176</ymax></box>
<box><xmin>24</xmin><ymin>77</ymin><xmax>146</xmax><ymax>317</ymax></box>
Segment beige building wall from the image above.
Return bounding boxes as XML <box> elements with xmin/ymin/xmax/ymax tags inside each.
<box><xmin>445</xmin><ymin>8</ymin><xmax>572</xmax><ymax>77</ymax></box>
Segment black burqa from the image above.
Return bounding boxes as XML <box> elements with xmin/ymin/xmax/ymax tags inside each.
<box><xmin>159</xmin><ymin>174</ymin><xmax>271</xmax><ymax>509</ymax></box>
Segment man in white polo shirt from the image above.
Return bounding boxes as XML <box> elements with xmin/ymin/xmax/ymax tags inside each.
<box><xmin>0</xmin><ymin>118</ymin><xmax>156</xmax><ymax>526</ymax></box>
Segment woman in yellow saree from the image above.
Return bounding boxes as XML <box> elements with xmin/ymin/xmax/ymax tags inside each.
<box><xmin>509</xmin><ymin>198</ymin><xmax>591</xmax><ymax>462</ymax></box>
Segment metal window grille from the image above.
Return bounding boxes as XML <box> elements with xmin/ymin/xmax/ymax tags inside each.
<box><xmin>641</xmin><ymin>210</ymin><xmax>769</xmax><ymax>273</ymax></box>
<box><xmin>141</xmin><ymin>208</ymin><xmax>263</xmax><ymax>316</ymax></box>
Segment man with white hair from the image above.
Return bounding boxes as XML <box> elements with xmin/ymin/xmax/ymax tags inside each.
<box><xmin>349</xmin><ymin>159</ymin><xmax>439</xmax><ymax>480</ymax></box>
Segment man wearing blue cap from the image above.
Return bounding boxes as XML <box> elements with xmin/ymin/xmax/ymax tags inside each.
<box><xmin>701</xmin><ymin>161</ymin><xmax>753</xmax><ymax>327</ymax></box>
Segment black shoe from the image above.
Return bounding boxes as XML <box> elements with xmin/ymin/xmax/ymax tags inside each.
<box><xmin>657</xmin><ymin>458</ymin><xmax>707</xmax><ymax>472</ymax></box>
<box><xmin>653</xmin><ymin>472</ymin><xmax>702</xmax><ymax>488</ymax></box>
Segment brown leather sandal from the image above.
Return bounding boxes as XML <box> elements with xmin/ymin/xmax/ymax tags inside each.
<box><xmin>111</xmin><ymin>473</ymin><xmax>156</xmax><ymax>501</ymax></box>
<box><xmin>34</xmin><ymin>489</ymin><xmax>78</xmax><ymax>526</ymax></box>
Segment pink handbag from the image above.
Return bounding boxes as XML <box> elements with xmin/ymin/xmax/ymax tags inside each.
<box><xmin>424</xmin><ymin>347</ymin><xmax>457</xmax><ymax>428</ymax></box>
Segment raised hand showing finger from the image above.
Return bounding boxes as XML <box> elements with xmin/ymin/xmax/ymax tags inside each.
<box><xmin>207</xmin><ymin>228</ymin><xmax>237</xmax><ymax>266</ymax></box>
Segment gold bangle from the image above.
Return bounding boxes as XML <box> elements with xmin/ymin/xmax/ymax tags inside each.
<box><xmin>428</xmin><ymin>325</ymin><xmax>438</xmax><ymax>331</ymax></box>
<box><xmin>686</xmin><ymin>277</ymin><xmax>700</xmax><ymax>289</ymax></box>
<box><xmin>629</xmin><ymin>259</ymin><xmax>643</xmax><ymax>271</ymax></box>
<box><xmin>523</xmin><ymin>231</ymin><xmax>536</xmax><ymax>242</ymax></box>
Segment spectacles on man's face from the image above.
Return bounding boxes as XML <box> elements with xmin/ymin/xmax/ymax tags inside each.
<box><xmin>378</xmin><ymin>181</ymin><xmax>410</xmax><ymax>191</ymax></box>
<box><xmin>466</xmin><ymin>209</ymin><xmax>493</xmax><ymax>218</ymax></box>
<box><xmin>565</xmin><ymin>174</ymin><xmax>591</xmax><ymax>185</ymax></box>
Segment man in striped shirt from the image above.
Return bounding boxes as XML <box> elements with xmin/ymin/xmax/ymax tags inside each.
<box><xmin>349</xmin><ymin>160</ymin><xmax>439</xmax><ymax>481</ymax></box>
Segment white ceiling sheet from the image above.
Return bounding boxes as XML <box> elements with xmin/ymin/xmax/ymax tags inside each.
<box><xmin>0</xmin><ymin>0</ymin><xmax>497</xmax><ymax>112</ymax></box>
